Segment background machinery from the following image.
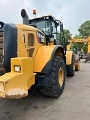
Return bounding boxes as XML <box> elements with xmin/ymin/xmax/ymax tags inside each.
<box><xmin>67</xmin><ymin>39</ymin><xmax>81</xmax><ymax>71</ymax></box>
<box><xmin>0</xmin><ymin>9</ymin><xmax>75</xmax><ymax>99</ymax></box>
<box><xmin>67</xmin><ymin>37</ymin><xmax>90</xmax><ymax>61</ymax></box>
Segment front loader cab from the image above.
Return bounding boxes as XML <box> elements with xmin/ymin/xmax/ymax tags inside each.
<box><xmin>21</xmin><ymin>9</ymin><xmax>65</xmax><ymax>46</ymax></box>
<box><xmin>29</xmin><ymin>15</ymin><xmax>64</xmax><ymax>45</ymax></box>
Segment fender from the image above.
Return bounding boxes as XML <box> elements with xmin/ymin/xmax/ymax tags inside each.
<box><xmin>66</xmin><ymin>51</ymin><xmax>73</xmax><ymax>65</ymax></box>
<box><xmin>34</xmin><ymin>45</ymin><xmax>65</xmax><ymax>73</ymax></box>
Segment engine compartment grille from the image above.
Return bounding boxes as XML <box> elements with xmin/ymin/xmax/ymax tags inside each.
<box><xmin>0</xmin><ymin>31</ymin><xmax>4</xmax><ymax>74</ymax></box>
<box><xmin>0</xmin><ymin>32</ymin><xmax>3</xmax><ymax>55</ymax></box>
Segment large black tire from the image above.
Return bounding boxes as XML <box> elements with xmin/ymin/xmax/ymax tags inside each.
<box><xmin>39</xmin><ymin>56</ymin><xmax>66</xmax><ymax>98</ymax></box>
<box><xmin>67</xmin><ymin>55</ymin><xmax>75</xmax><ymax>77</ymax></box>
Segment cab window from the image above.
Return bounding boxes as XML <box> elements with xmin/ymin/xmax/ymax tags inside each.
<box><xmin>28</xmin><ymin>33</ymin><xmax>34</xmax><ymax>46</ymax></box>
<box><xmin>37</xmin><ymin>31</ymin><xmax>45</xmax><ymax>44</ymax></box>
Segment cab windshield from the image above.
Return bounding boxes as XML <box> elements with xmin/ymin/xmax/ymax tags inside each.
<box><xmin>30</xmin><ymin>20</ymin><xmax>48</xmax><ymax>33</ymax></box>
<box><xmin>30</xmin><ymin>20</ymin><xmax>57</xmax><ymax>39</ymax></box>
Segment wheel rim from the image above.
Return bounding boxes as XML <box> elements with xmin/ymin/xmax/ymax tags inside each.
<box><xmin>58</xmin><ymin>67</ymin><xmax>64</xmax><ymax>87</ymax></box>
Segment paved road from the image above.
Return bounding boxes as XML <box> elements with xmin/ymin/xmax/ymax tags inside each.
<box><xmin>0</xmin><ymin>61</ymin><xmax>90</xmax><ymax>120</ymax></box>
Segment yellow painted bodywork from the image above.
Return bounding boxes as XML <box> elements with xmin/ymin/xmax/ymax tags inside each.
<box><xmin>66</xmin><ymin>50</ymin><xmax>80</xmax><ymax>70</ymax></box>
<box><xmin>0</xmin><ymin>24</ymin><xmax>46</xmax><ymax>99</ymax></box>
<box><xmin>67</xmin><ymin>44</ymin><xmax>71</xmax><ymax>51</ymax></box>
<box><xmin>66</xmin><ymin>51</ymin><xmax>73</xmax><ymax>65</ymax></box>
<box><xmin>34</xmin><ymin>45</ymin><xmax>64</xmax><ymax>72</ymax></box>
<box><xmin>87</xmin><ymin>37</ymin><xmax>90</xmax><ymax>53</ymax></box>
<box><xmin>0</xmin><ymin>24</ymin><xmax>65</xmax><ymax>99</ymax></box>
<box><xmin>16</xmin><ymin>24</ymin><xmax>43</xmax><ymax>57</ymax></box>
<box><xmin>0</xmin><ymin>57</ymin><xmax>35</xmax><ymax>99</ymax></box>
<box><xmin>67</xmin><ymin>39</ymin><xmax>81</xmax><ymax>70</ymax></box>
<box><xmin>34</xmin><ymin>46</ymin><xmax>55</xmax><ymax>72</ymax></box>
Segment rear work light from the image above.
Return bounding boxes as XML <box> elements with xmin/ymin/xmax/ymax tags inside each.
<box><xmin>14</xmin><ymin>65</ymin><xmax>21</xmax><ymax>72</ymax></box>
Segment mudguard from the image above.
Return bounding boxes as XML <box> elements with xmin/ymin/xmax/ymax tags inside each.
<box><xmin>66</xmin><ymin>51</ymin><xmax>73</xmax><ymax>65</ymax></box>
<box><xmin>34</xmin><ymin>45</ymin><xmax>65</xmax><ymax>73</ymax></box>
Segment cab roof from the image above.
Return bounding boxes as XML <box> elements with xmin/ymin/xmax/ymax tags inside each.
<box><xmin>29</xmin><ymin>15</ymin><xmax>61</xmax><ymax>26</ymax></box>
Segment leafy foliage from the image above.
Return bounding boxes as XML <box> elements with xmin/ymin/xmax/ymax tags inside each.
<box><xmin>78</xmin><ymin>20</ymin><xmax>90</xmax><ymax>38</ymax></box>
<box><xmin>72</xmin><ymin>20</ymin><xmax>90</xmax><ymax>53</ymax></box>
<box><xmin>71</xmin><ymin>42</ymin><xmax>84</xmax><ymax>51</ymax></box>
<box><xmin>74</xmin><ymin>34</ymin><xmax>83</xmax><ymax>39</ymax></box>
<box><xmin>59</xmin><ymin>29</ymin><xmax>72</xmax><ymax>46</ymax></box>
<box><xmin>64</xmin><ymin>29</ymin><xmax>72</xmax><ymax>40</ymax></box>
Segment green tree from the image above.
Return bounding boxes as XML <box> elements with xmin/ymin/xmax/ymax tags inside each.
<box><xmin>78</xmin><ymin>20</ymin><xmax>90</xmax><ymax>38</ymax></box>
<box><xmin>71</xmin><ymin>42</ymin><xmax>84</xmax><ymax>51</ymax></box>
<box><xmin>72</xmin><ymin>21</ymin><xmax>90</xmax><ymax>53</ymax></box>
<box><xmin>72</xmin><ymin>34</ymin><xmax>84</xmax><ymax>51</ymax></box>
<box><xmin>74</xmin><ymin>34</ymin><xmax>83</xmax><ymax>39</ymax></box>
<box><xmin>59</xmin><ymin>29</ymin><xmax>72</xmax><ymax>46</ymax></box>
<box><xmin>64</xmin><ymin>29</ymin><xmax>72</xmax><ymax>40</ymax></box>
<box><xmin>83</xmin><ymin>43</ymin><xmax>88</xmax><ymax>53</ymax></box>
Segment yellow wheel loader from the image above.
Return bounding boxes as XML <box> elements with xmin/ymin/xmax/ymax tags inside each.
<box><xmin>67</xmin><ymin>37</ymin><xmax>90</xmax><ymax>70</ymax></box>
<box><xmin>0</xmin><ymin>9</ymin><xmax>75</xmax><ymax>99</ymax></box>
<box><xmin>67</xmin><ymin>40</ymin><xmax>80</xmax><ymax>71</ymax></box>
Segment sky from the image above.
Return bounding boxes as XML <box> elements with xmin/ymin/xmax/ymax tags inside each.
<box><xmin>0</xmin><ymin>0</ymin><xmax>90</xmax><ymax>36</ymax></box>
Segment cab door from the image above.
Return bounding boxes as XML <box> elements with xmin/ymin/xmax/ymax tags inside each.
<box><xmin>25</xmin><ymin>31</ymin><xmax>35</xmax><ymax>58</ymax></box>
<box><xmin>18</xmin><ymin>31</ymin><xmax>28</xmax><ymax>57</ymax></box>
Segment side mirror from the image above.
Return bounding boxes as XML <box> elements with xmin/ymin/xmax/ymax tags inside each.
<box><xmin>60</xmin><ymin>23</ymin><xmax>63</xmax><ymax>31</ymax></box>
<box><xmin>51</xmin><ymin>26</ymin><xmax>53</xmax><ymax>33</ymax></box>
<box><xmin>45</xmin><ymin>22</ymin><xmax>50</xmax><ymax>34</ymax></box>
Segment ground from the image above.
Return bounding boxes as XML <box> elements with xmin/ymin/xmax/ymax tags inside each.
<box><xmin>0</xmin><ymin>60</ymin><xmax>90</xmax><ymax>120</ymax></box>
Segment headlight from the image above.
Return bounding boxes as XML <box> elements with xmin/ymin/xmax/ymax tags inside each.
<box><xmin>14</xmin><ymin>65</ymin><xmax>21</xmax><ymax>72</ymax></box>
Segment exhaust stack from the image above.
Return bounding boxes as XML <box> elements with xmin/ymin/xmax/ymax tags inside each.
<box><xmin>21</xmin><ymin>9</ymin><xmax>29</xmax><ymax>25</ymax></box>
